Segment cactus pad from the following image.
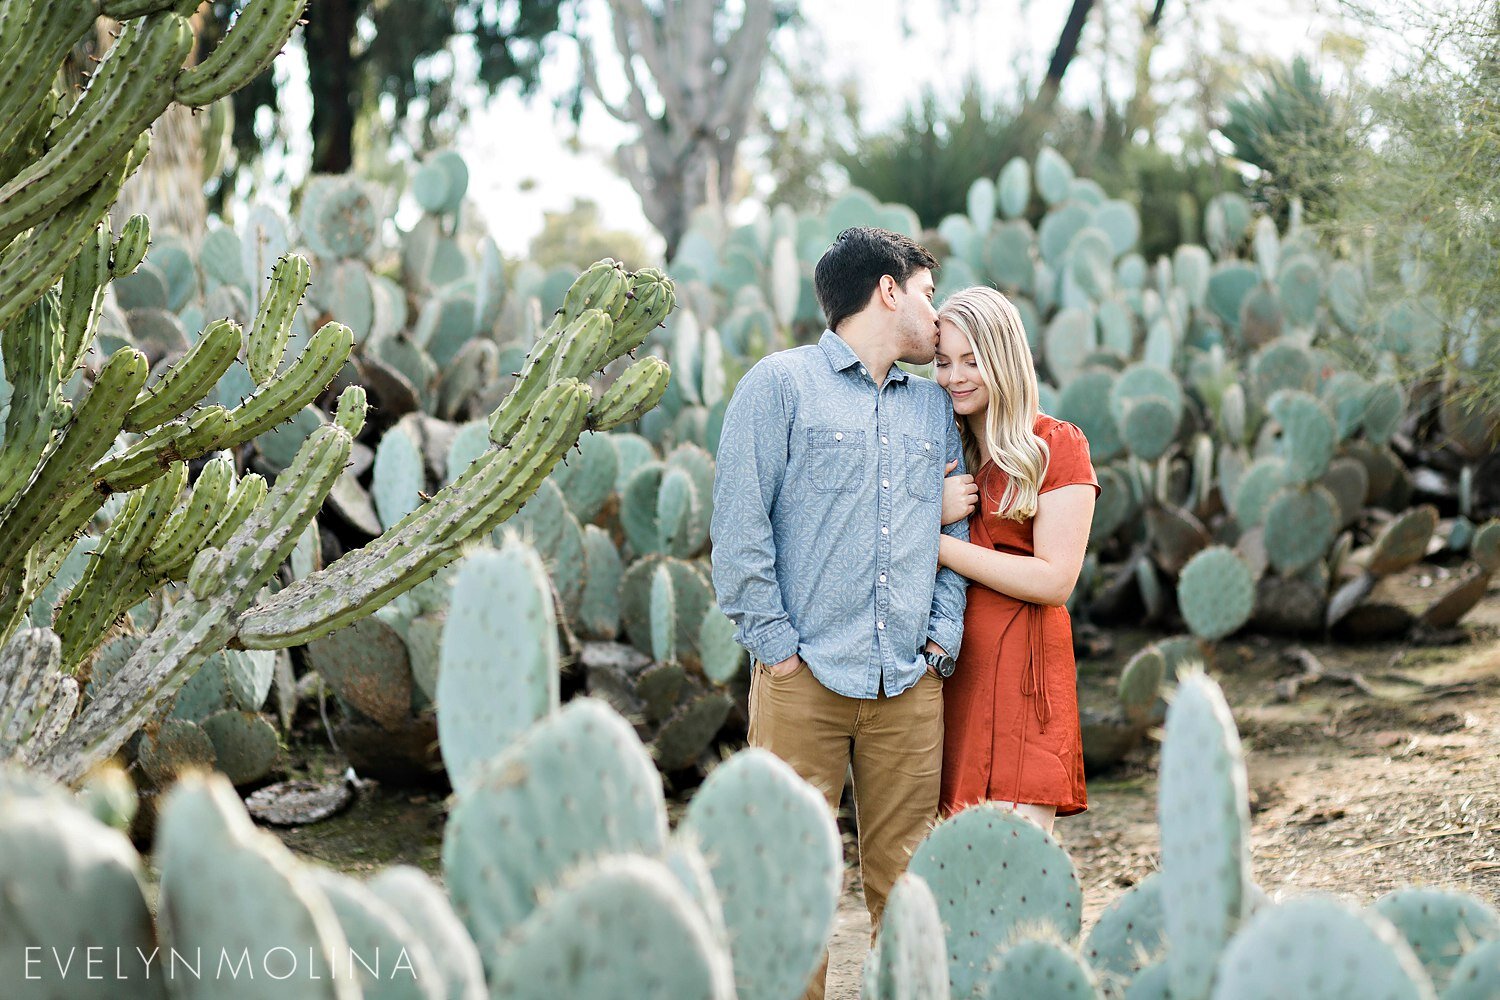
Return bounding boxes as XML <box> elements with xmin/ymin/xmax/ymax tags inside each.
<box><xmin>1213</xmin><ymin>896</ymin><xmax>1433</xmax><ymax>1000</ymax></box>
<box><xmin>1444</xmin><ymin>939</ymin><xmax>1500</xmax><ymax>1000</ymax></box>
<box><xmin>200</xmin><ymin>710</ymin><xmax>280</xmax><ymax>786</ymax></box>
<box><xmin>1369</xmin><ymin>504</ymin><xmax>1439</xmax><ymax>576</ymax></box>
<box><xmin>486</xmin><ymin>856</ymin><xmax>734</xmax><ymax>1000</ymax></box>
<box><xmin>1263</xmin><ymin>485</ymin><xmax>1339</xmax><ymax>575</ymax></box>
<box><xmin>442</xmin><ymin>699</ymin><xmax>667</xmax><ymax>965</ymax></box>
<box><xmin>437</xmin><ymin>541</ymin><xmax>559</xmax><ymax>795</ymax></box>
<box><xmin>306</xmin><ymin>867</ymin><xmax>443</xmax><ymax>997</ymax></box>
<box><xmin>682</xmin><ymin>748</ymin><xmax>842</xmax><ymax>1000</ymax></box>
<box><xmin>0</xmin><ymin>793</ymin><xmax>166</xmax><ymax>998</ymax></box>
<box><xmin>976</xmin><ymin>936</ymin><xmax>1102</xmax><ymax>1000</ymax></box>
<box><xmin>1269</xmin><ymin>389</ymin><xmax>1336</xmax><ymax>483</ymax></box>
<box><xmin>1373</xmin><ymin>887</ymin><xmax>1500</xmax><ymax>992</ymax></box>
<box><xmin>1084</xmin><ymin>871</ymin><xmax>1166</xmax><ymax>989</ymax></box>
<box><xmin>1177</xmin><ymin>546</ymin><xmax>1256</xmax><ymax>641</ymax></box>
<box><xmin>366</xmin><ymin>866</ymin><xmax>486</xmax><ymax>1000</ymax></box>
<box><xmin>866</xmin><ymin>873</ymin><xmax>949</xmax><ymax>1000</ymax></box>
<box><xmin>156</xmin><ymin>773</ymin><xmax>352</xmax><ymax>994</ymax></box>
<box><xmin>909</xmin><ymin>805</ymin><xmax>1083</xmax><ymax>997</ymax></box>
<box><xmin>1158</xmin><ymin>672</ymin><xmax>1253</xmax><ymax>999</ymax></box>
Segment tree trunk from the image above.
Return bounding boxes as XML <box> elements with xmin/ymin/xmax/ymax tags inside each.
<box><xmin>307</xmin><ymin>0</ymin><xmax>360</xmax><ymax>174</ymax></box>
<box><xmin>1036</xmin><ymin>0</ymin><xmax>1096</xmax><ymax>111</ymax></box>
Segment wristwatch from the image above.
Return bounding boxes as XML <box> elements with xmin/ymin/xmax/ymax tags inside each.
<box><xmin>922</xmin><ymin>648</ymin><xmax>955</xmax><ymax>678</ymax></box>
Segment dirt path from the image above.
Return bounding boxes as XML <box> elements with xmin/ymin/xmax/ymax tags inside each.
<box><xmin>823</xmin><ymin>592</ymin><xmax>1500</xmax><ymax>998</ymax></box>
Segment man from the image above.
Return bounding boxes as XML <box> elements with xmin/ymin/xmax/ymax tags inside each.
<box><xmin>710</xmin><ymin>226</ymin><xmax>968</xmax><ymax>1000</ymax></box>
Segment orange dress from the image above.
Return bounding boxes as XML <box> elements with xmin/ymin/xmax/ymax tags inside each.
<box><xmin>940</xmin><ymin>415</ymin><xmax>1099</xmax><ymax>817</ymax></box>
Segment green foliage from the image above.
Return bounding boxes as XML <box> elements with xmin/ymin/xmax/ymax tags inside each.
<box><xmin>1222</xmin><ymin>56</ymin><xmax>1356</xmax><ymax>220</ymax></box>
<box><xmin>529</xmin><ymin>198</ymin><xmax>653</xmax><ymax>271</ymax></box>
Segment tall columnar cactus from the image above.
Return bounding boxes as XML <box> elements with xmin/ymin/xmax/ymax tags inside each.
<box><xmin>5</xmin><ymin>251</ymin><xmax>673</xmax><ymax>785</ymax></box>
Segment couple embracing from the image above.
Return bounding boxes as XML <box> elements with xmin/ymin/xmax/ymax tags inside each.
<box><xmin>710</xmin><ymin>227</ymin><xmax>1099</xmax><ymax>1000</ymax></box>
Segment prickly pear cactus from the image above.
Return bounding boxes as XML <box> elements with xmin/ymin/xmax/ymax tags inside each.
<box><xmin>1213</xmin><ymin>896</ymin><xmax>1436</xmax><ymax>1000</ymax></box>
<box><xmin>1373</xmin><ymin>888</ymin><xmax>1500</xmax><ymax>993</ymax></box>
<box><xmin>436</xmin><ymin>539</ymin><xmax>559</xmax><ymax>794</ymax></box>
<box><xmin>976</xmin><ymin>935</ymin><xmax>1102</xmax><ymax>1000</ymax></box>
<box><xmin>442</xmin><ymin>699</ymin><xmax>668</xmax><ymax>969</ymax></box>
<box><xmin>155</xmin><ymin>771</ymin><xmax>356</xmax><ymax>998</ymax></box>
<box><xmin>1177</xmin><ymin>546</ymin><xmax>1256</xmax><ymax>641</ymax></box>
<box><xmin>681</xmin><ymin>748</ymin><xmax>843</xmax><ymax>1000</ymax></box>
<box><xmin>0</xmin><ymin>781</ymin><xmax>165</xmax><ymax>998</ymax></box>
<box><xmin>908</xmin><ymin>805</ymin><xmax>1084</xmax><ymax>997</ymax></box>
<box><xmin>366</xmin><ymin>866</ymin><xmax>486</xmax><ymax>1000</ymax></box>
<box><xmin>1444</xmin><ymin>939</ymin><xmax>1500</xmax><ymax>1000</ymax></box>
<box><xmin>864</xmin><ymin>872</ymin><xmax>950</xmax><ymax>1000</ymax></box>
<box><xmin>486</xmin><ymin>856</ymin><xmax>735</xmax><ymax>1000</ymax></box>
<box><xmin>1159</xmin><ymin>671</ymin><xmax>1254</xmax><ymax>999</ymax></box>
<box><xmin>1084</xmin><ymin>871</ymin><xmax>1166</xmax><ymax>992</ymax></box>
<box><xmin>306</xmin><ymin>867</ymin><xmax>444</xmax><ymax>1000</ymax></box>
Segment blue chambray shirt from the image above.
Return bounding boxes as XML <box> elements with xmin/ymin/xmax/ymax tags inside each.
<box><xmin>710</xmin><ymin>330</ymin><xmax>969</xmax><ymax>699</ymax></box>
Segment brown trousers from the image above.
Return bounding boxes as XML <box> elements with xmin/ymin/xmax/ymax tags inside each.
<box><xmin>747</xmin><ymin>661</ymin><xmax>944</xmax><ymax>1000</ymax></box>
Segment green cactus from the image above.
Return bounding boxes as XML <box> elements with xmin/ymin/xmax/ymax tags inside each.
<box><xmin>1158</xmin><ymin>671</ymin><xmax>1254</xmax><ymax>999</ymax></box>
<box><xmin>1269</xmin><ymin>389</ymin><xmax>1337</xmax><ymax>483</ymax></box>
<box><xmin>199</xmin><ymin>709</ymin><xmax>280</xmax><ymax>785</ymax></box>
<box><xmin>1263</xmin><ymin>485</ymin><xmax>1339</xmax><ymax>575</ymax></box>
<box><xmin>1473</xmin><ymin>520</ymin><xmax>1500</xmax><ymax>574</ymax></box>
<box><xmin>156</xmin><ymin>772</ymin><xmax>351</xmax><ymax>992</ymax></box>
<box><xmin>1214</xmin><ymin>897</ymin><xmax>1433</xmax><ymax>999</ymax></box>
<box><xmin>1035</xmin><ymin>146</ymin><xmax>1074</xmax><ymax>205</ymax></box>
<box><xmin>0</xmin><ymin>780</ymin><xmax>165</xmax><ymax>998</ymax></box>
<box><xmin>1445</xmin><ymin>939</ymin><xmax>1500</xmax><ymax>1000</ymax></box>
<box><xmin>1084</xmin><ymin>871</ymin><xmax>1166</xmax><ymax>991</ymax></box>
<box><xmin>1119</xmin><ymin>645</ymin><xmax>1167</xmax><ymax>724</ymax></box>
<box><xmin>1369</xmin><ymin>504</ymin><xmax>1439</xmax><ymax>576</ymax></box>
<box><xmin>487</xmin><ymin>856</ymin><xmax>735</xmax><ymax>1000</ymax></box>
<box><xmin>1233</xmin><ymin>456</ymin><xmax>1290</xmax><ymax>527</ymax></box>
<box><xmin>307</xmin><ymin>867</ymin><xmax>443</xmax><ymax>997</ymax></box>
<box><xmin>367</xmin><ymin>866</ymin><xmax>487</xmax><ymax>1000</ymax></box>
<box><xmin>443</xmin><ymin>699</ymin><xmax>668</xmax><ymax>969</ymax></box>
<box><xmin>976</xmin><ymin>936</ymin><xmax>1103</xmax><ymax>1000</ymax></box>
<box><xmin>437</xmin><ymin>540</ymin><xmax>559</xmax><ymax>794</ymax></box>
<box><xmin>909</xmin><ymin>805</ymin><xmax>1084</xmax><ymax>997</ymax></box>
<box><xmin>1374</xmin><ymin>888</ymin><xmax>1500</xmax><ymax>992</ymax></box>
<box><xmin>865</xmin><ymin>872</ymin><xmax>949</xmax><ymax>1000</ymax></box>
<box><xmin>997</xmin><ymin>156</ymin><xmax>1031</xmax><ymax>218</ymax></box>
<box><xmin>681</xmin><ymin>747</ymin><xmax>842</xmax><ymax>1000</ymax></box>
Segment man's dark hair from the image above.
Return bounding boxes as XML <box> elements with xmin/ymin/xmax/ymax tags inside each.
<box><xmin>814</xmin><ymin>227</ymin><xmax>939</xmax><ymax>332</ymax></box>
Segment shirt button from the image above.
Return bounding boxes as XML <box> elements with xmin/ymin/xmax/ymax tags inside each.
<box><xmin>882</xmin><ymin>479</ymin><xmax>889</xmax><ymax>489</ymax></box>
<box><xmin>881</xmin><ymin>526</ymin><xmax>889</xmax><ymax>535</ymax></box>
<box><xmin>859</xmin><ymin>367</ymin><xmax>867</xmax><ymax>375</ymax></box>
<box><xmin>879</xmin><ymin>573</ymin><xmax>887</xmax><ymax>583</ymax></box>
<box><xmin>924</xmin><ymin>442</ymin><xmax>931</xmax><ymax>450</ymax></box>
<box><xmin>877</xmin><ymin>621</ymin><xmax>886</xmax><ymax>630</ymax></box>
<box><xmin>834</xmin><ymin>432</ymin><xmax>843</xmax><ymax>441</ymax></box>
<box><xmin>881</xmin><ymin>436</ymin><xmax>888</xmax><ymax>445</ymax></box>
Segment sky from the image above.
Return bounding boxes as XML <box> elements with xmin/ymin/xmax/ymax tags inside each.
<box><xmin>261</xmin><ymin>0</ymin><xmax>1386</xmax><ymax>257</ymax></box>
<box><xmin>451</xmin><ymin>0</ymin><xmax>1368</xmax><ymax>256</ymax></box>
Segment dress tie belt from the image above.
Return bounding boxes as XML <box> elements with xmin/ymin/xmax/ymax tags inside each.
<box><xmin>1021</xmin><ymin>603</ymin><xmax>1052</xmax><ymax>728</ymax></box>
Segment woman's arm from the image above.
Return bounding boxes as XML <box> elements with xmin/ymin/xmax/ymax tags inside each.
<box><xmin>937</xmin><ymin>483</ymin><xmax>1095</xmax><ymax>606</ymax></box>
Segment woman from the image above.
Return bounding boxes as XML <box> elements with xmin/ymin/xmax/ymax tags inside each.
<box><xmin>934</xmin><ymin>286</ymin><xmax>1098</xmax><ymax>835</ymax></box>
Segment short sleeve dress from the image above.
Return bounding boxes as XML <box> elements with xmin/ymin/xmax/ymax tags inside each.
<box><xmin>939</xmin><ymin>414</ymin><xmax>1099</xmax><ymax>817</ymax></box>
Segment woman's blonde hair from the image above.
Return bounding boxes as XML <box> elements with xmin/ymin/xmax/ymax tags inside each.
<box><xmin>938</xmin><ymin>287</ymin><xmax>1049</xmax><ymax>520</ymax></box>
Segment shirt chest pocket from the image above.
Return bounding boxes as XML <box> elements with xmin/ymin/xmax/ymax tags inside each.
<box><xmin>806</xmin><ymin>428</ymin><xmax>866</xmax><ymax>493</ymax></box>
<box><xmin>904</xmin><ymin>434</ymin><xmax>940</xmax><ymax>502</ymax></box>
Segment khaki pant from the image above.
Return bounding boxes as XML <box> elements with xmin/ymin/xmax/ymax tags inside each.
<box><xmin>748</xmin><ymin>661</ymin><xmax>944</xmax><ymax>1000</ymax></box>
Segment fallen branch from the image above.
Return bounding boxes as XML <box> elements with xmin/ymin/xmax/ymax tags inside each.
<box><xmin>1275</xmin><ymin>647</ymin><xmax>1377</xmax><ymax>701</ymax></box>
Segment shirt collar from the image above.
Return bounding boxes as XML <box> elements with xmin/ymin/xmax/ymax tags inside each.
<box><xmin>817</xmin><ymin>330</ymin><xmax>909</xmax><ymax>383</ymax></box>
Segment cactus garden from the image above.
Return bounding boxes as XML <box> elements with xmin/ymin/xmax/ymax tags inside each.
<box><xmin>1</xmin><ymin>1</ymin><xmax>1498</xmax><ymax>998</ymax></box>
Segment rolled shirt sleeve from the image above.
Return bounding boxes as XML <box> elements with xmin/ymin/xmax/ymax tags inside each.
<box><xmin>710</xmin><ymin>362</ymin><xmax>801</xmax><ymax>666</ymax></box>
<box><xmin>927</xmin><ymin>413</ymin><xmax>969</xmax><ymax>659</ymax></box>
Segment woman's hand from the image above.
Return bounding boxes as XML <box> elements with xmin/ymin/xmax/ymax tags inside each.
<box><xmin>941</xmin><ymin>459</ymin><xmax>978</xmax><ymax>526</ymax></box>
